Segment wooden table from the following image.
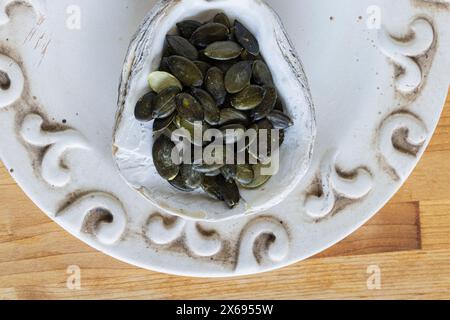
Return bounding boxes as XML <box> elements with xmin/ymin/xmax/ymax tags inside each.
<box><xmin>1</xmin><ymin>90</ymin><xmax>449</xmax><ymax>300</ymax></box>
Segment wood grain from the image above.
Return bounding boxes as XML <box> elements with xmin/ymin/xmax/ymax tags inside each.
<box><xmin>0</xmin><ymin>90</ymin><xmax>449</xmax><ymax>300</ymax></box>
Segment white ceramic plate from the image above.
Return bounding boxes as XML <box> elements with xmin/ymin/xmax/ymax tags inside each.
<box><xmin>0</xmin><ymin>0</ymin><xmax>449</xmax><ymax>277</ymax></box>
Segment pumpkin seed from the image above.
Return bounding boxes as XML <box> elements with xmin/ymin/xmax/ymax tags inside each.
<box><xmin>177</xmin><ymin>20</ymin><xmax>202</xmax><ymax>39</ymax></box>
<box><xmin>220</xmin><ymin>123</ymin><xmax>246</xmax><ymax>144</ymax></box>
<box><xmin>235</xmin><ymin>164</ymin><xmax>254</xmax><ymax>185</ymax></box>
<box><xmin>191</xmin><ymin>88</ymin><xmax>220</xmax><ymax>125</ymax></box>
<box><xmin>159</xmin><ymin>57</ymin><xmax>171</xmax><ymax>73</ymax></box>
<box><xmin>190</xmin><ymin>23</ymin><xmax>229</xmax><ymax>48</ymax></box>
<box><xmin>152</xmin><ymin>134</ymin><xmax>180</xmax><ymax>181</ymax></box>
<box><xmin>239</xmin><ymin>163</ymin><xmax>272</xmax><ymax>189</ymax></box>
<box><xmin>230</xmin><ymin>85</ymin><xmax>264</xmax><ymax>110</ymax></box>
<box><xmin>134</xmin><ymin>92</ymin><xmax>156</xmax><ymax>122</ymax></box>
<box><xmin>166</xmin><ymin>35</ymin><xmax>199</xmax><ymax>61</ymax></box>
<box><xmin>234</xmin><ymin>20</ymin><xmax>260</xmax><ymax>56</ymax></box>
<box><xmin>169</xmin><ymin>164</ymin><xmax>202</xmax><ymax>191</ymax></box>
<box><xmin>205</xmin><ymin>67</ymin><xmax>227</xmax><ymax>105</ymax></box>
<box><xmin>213</xmin><ymin>13</ymin><xmax>231</xmax><ymax>28</ymax></box>
<box><xmin>175</xmin><ymin>93</ymin><xmax>204</xmax><ymax>123</ymax></box>
<box><xmin>218</xmin><ymin>108</ymin><xmax>249</xmax><ymax>126</ymax></box>
<box><xmin>267</xmin><ymin>110</ymin><xmax>294</xmax><ymax>129</ymax></box>
<box><xmin>167</xmin><ymin>55</ymin><xmax>203</xmax><ymax>87</ymax></box>
<box><xmin>241</xmin><ymin>49</ymin><xmax>261</xmax><ymax>61</ymax></box>
<box><xmin>204</xmin><ymin>41</ymin><xmax>243</xmax><ymax>61</ymax></box>
<box><xmin>252</xmin><ymin>60</ymin><xmax>274</xmax><ymax>86</ymax></box>
<box><xmin>220</xmin><ymin>165</ymin><xmax>237</xmax><ymax>182</ymax></box>
<box><xmin>251</xmin><ymin>86</ymin><xmax>277</xmax><ymax>121</ymax></box>
<box><xmin>153</xmin><ymin>86</ymin><xmax>181</xmax><ymax>119</ymax></box>
<box><xmin>153</xmin><ymin>112</ymin><xmax>176</xmax><ymax>135</ymax></box>
<box><xmin>174</xmin><ymin>115</ymin><xmax>207</xmax><ymax>147</ymax></box>
<box><xmin>193</xmin><ymin>61</ymin><xmax>211</xmax><ymax>78</ymax></box>
<box><xmin>148</xmin><ymin>71</ymin><xmax>183</xmax><ymax>94</ymax></box>
<box><xmin>201</xmin><ymin>175</ymin><xmax>240</xmax><ymax>208</ymax></box>
<box><xmin>225</xmin><ymin>61</ymin><xmax>252</xmax><ymax>94</ymax></box>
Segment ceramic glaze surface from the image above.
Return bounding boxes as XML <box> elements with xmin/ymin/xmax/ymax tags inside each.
<box><xmin>0</xmin><ymin>0</ymin><xmax>449</xmax><ymax>277</ymax></box>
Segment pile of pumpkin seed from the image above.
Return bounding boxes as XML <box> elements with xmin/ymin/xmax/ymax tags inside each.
<box><xmin>134</xmin><ymin>13</ymin><xmax>294</xmax><ymax>209</ymax></box>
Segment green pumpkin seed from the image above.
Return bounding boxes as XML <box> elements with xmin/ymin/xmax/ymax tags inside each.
<box><xmin>152</xmin><ymin>135</ymin><xmax>180</xmax><ymax>181</ymax></box>
<box><xmin>190</xmin><ymin>23</ymin><xmax>229</xmax><ymax>48</ymax></box>
<box><xmin>174</xmin><ymin>115</ymin><xmax>207</xmax><ymax>147</ymax></box>
<box><xmin>218</xmin><ymin>108</ymin><xmax>249</xmax><ymax>126</ymax></box>
<box><xmin>153</xmin><ymin>86</ymin><xmax>181</xmax><ymax>119</ymax></box>
<box><xmin>159</xmin><ymin>57</ymin><xmax>171</xmax><ymax>73</ymax></box>
<box><xmin>134</xmin><ymin>92</ymin><xmax>156</xmax><ymax>122</ymax></box>
<box><xmin>191</xmin><ymin>88</ymin><xmax>220</xmax><ymax>125</ymax></box>
<box><xmin>205</xmin><ymin>67</ymin><xmax>227</xmax><ymax>105</ymax></box>
<box><xmin>213</xmin><ymin>13</ymin><xmax>231</xmax><ymax>28</ymax></box>
<box><xmin>153</xmin><ymin>112</ymin><xmax>176</xmax><ymax>135</ymax></box>
<box><xmin>231</xmin><ymin>85</ymin><xmax>265</xmax><ymax>110</ymax></box>
<box><xmin>193</xmin><ymin>61</ymin><xmax>211</xmax><ymax>78</ymax></box>
<box><xmin>251</xmin><ymin>86</ymin><xmax>277</xmax><ymax>121</ymax></box>
<box><xmin>235</xmin><ymin>164</ymin><xmax>254</xmax><ymax>185</ymax></box>
<box><xmin>267</xmin><ymin>110</ymin><xmax>294</xmax><ymax>129</ymax></box>
<box><xmin>169</xmin><ymin>164</ymin><xmax>202</xmax><ymax>192</ymax></box>
<box><xmin>167</xmin><ymin>55</ymin><xmax>203</xmax><ymax>87</ymax></box>
<box><xmin>241</xmin><ymin>49</ymin><xmax>262</xmax><ymax>61</ymax></box>
<box><xmin>225</xmin><ymin>61</ymin><xmax>252</xmax><ymax>94</ymax></box>
<box><xmin>177</xmin><ymin>20</ymin><xmax>202</xmax><ymax>39</ymax></box>
<box><xmin>252</xmin><ymin>60</ymin><xmax>274</xmax><ymax>86</ymax></box>
<box><xmin>204</xmin><ymin>41</ymin><xmax>243</xmax><ymax>61</ymax></box>
<box><xmin>234</xmin><ymin>20</ymin><xmax>260</xmax><ymax>56</ymax></box>
<box><xmin>148</xmin><ymin>71</ymin><xmax>183</xmax><ymax>94</ymax></box>
<box><xmin>220</xmin><ymin>123</ymin><xmax>246</xmax><ymax>144</ymax></box>
<box><xmin>175</xmin><ymin>93</ymin><xmax>204</xmax><ymax>123</ymax></box>
<box><xmin>220</xmin><ymin>165</ymin><xmax>237</xmax><ymax>182</ymax></box>
<box><xmin>201</xmin><ymin>175</ymin><xmax>240</xmax><ymax>208</ymax></box>
<box><xmin>274</xmin><ymin>98</ymin><xmax>284</xmax><ymax>112</ymax></box>
<box><xmin>239</xmin><ymin>163</ymin><xmax>272</xmax><ymax>189</ymax></box>
<box><xmin>166</xmin><ymin>35</ymin><xmax>199</xmax><ymax>61</ymax></box>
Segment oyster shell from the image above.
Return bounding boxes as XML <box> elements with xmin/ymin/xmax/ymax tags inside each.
<box><xmin>113</xmin><ymin>0</ymin><xmax>316</xmax><ymax>221</ymax></box>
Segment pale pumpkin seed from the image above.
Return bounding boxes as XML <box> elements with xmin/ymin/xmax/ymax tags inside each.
<box><xmin>190</xmin><ymin>23</ymin><xmax>229</xmax><ymax>48</ymax></box>
<box><xmin>225</xmin><ymin>61</ymin><xmax>252</xmax><ymax>94</ymax></box>
<box><xmin>148</xmin><ymin>71</ymin><xmax>183</xmax><ymax>93</ymax></box>
<box><xmin>204</xmin><ymin>41</ymin><xmax>243</xmax><ymax>61</ymax></box>
<box><xmin>234</xmin><ymin>20</ymin><xmax>260</xmax><ymax>56</ymax></box>
<box><xmin>231</xmin><ymin>85</ymin><xmax>264</xmax><ymax>110</ymax></box>
<box><xmin>166</xmin><ymin>35</ymin><xmax>199</xmax><ymax>61</ymax></box>
<box><xmin>167</xmin><ymin>55</ymin><xmax>203</xmax><ymax>87</ymax></box>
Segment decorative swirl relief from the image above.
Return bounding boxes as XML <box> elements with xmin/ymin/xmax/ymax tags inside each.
<box><xmin>305</xmin><ymin>151</ymin><xmax>373</xmax><ymax>221</ymax></box>
<box><xmin>378</xmin><ymin>18</ymin><xmax>435</xmax><ymax>95</ymax></box>
<box><xmin>56</xmin><ymin>191</ymin><xmax>127</xmax><ymax>245</ymax></box>
<box><xmin>378</xmin><ymin>111</ymin><xmax>427</xmax><ymax>180</ymax></box>
<box><xmin>0</xmin><ymin>54</ymin><xmax>24</xmax><ymax>108</ymax></box>
<box><xmin>145</xmin><ymin>213</ymin><xmax>222</xmax><ymax>257</ymax></box>
<box><xmin>0</xmin><ymin>0</ymin><xmax>41</xmax><ymax>26</ymax></box>
<box><xmin>235</xmin><ymin>217</ymin><xmax>289</xmax><ymax>273</ymax></box>
<box><xmin>20</xmin><ymin>114</ymin><xmax>89</xmax><ymax>187</ymax></box>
